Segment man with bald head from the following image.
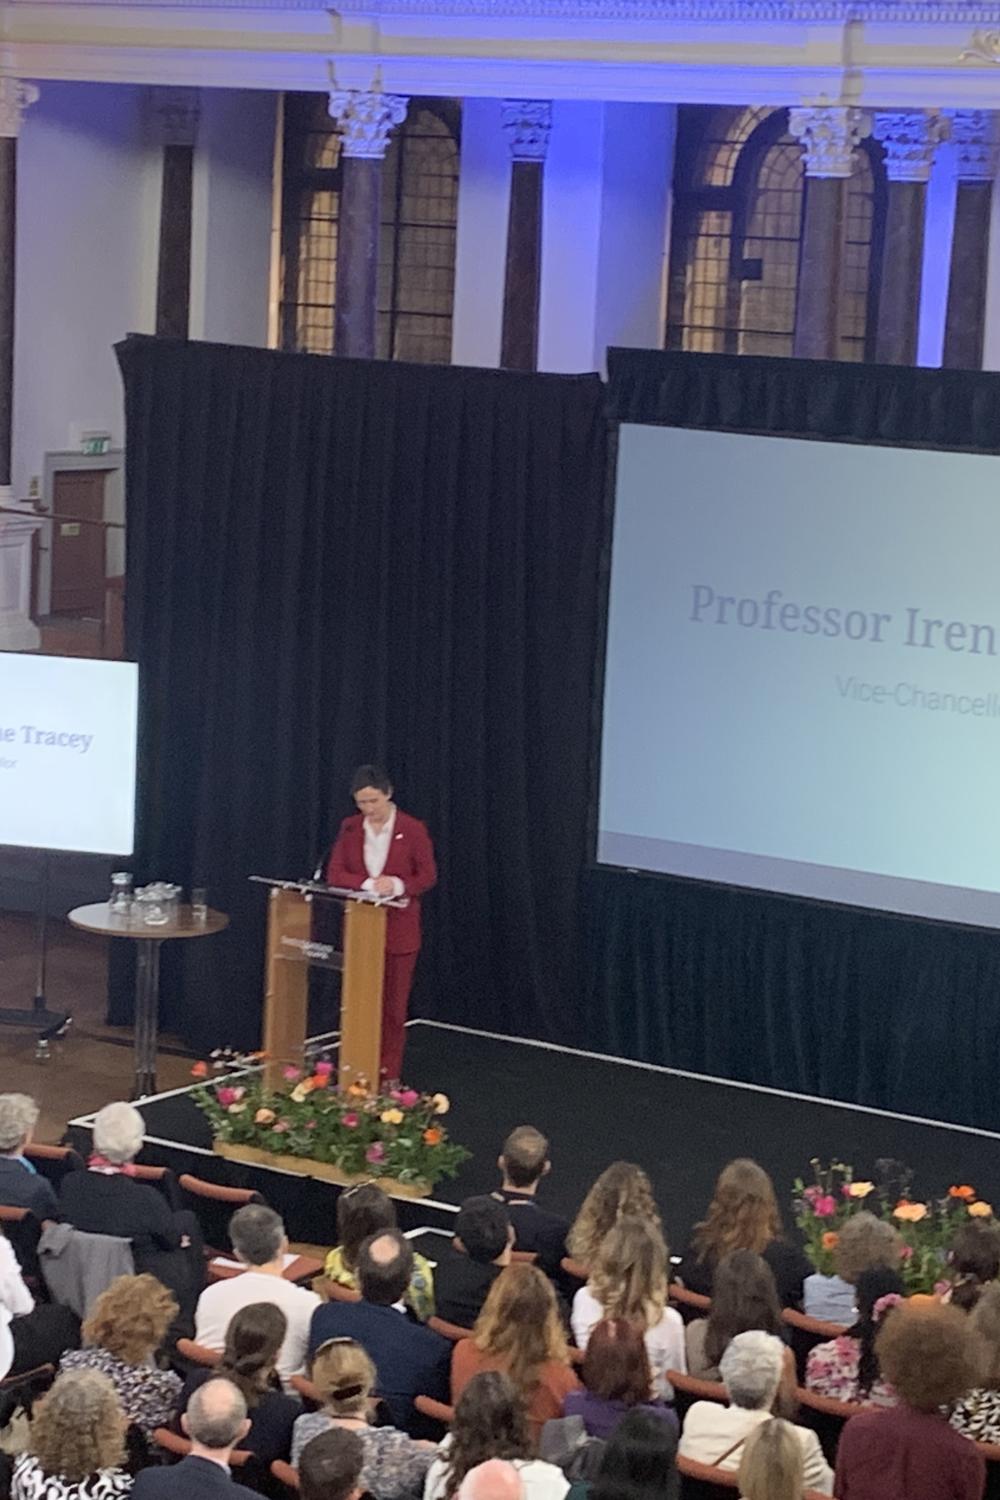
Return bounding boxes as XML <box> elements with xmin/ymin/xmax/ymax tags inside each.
<box><xmin>132</xmin><ymin>1378</ymin><xmax>251</xmax><ymax>1496</ymax></box>
<box><xmin>458</xmin><ymin>1461</ymin><xmax>526</xmax><ymax>1500</ymax></box>
<box><xmin>308</xmin><ymin>1228</ymin><xmax>450</xmax><ymax>1432</ymax></box>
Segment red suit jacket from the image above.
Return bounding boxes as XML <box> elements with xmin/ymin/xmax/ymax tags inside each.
<box><xmin>325</xmin><ymin>810</ymin><xmax>437</xmax><ymax>956</ymax></box>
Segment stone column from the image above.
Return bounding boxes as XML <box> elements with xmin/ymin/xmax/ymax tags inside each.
<box><xmin>943</xmin><ymin>111</ymin><xmax>998</xmax><ymax>370</ymax></box>
<box><xmin>500</xmin><ymin>100</ymin><xmax>551</xmax><ymax>372</ymax></box>
<box><xmin>149</xmin><ymin>88</ymin><xmax>199</xmax><ymax>339</ymax></box>
<box><xmin>872</xmin><ymin>112</ymin><xmax>948</xmax><ymax>365</ymax></box>
<box><xmin>327</xmin><ymin>89</ymin><xmax>408</xmax><ymax>359</ymax></box>
<box><xmin>789</xmin><ymin>106</ymin><xmax>870</xmax><ymax>361</ymax></box>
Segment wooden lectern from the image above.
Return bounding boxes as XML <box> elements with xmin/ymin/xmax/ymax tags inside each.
<box><xmin>252</xmin><ymin>878</ymin><xmax>402</xmax><ymax>1092</ymax></box>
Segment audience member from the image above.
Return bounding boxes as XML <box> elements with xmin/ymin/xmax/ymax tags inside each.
<box><xmin>325</xmin><ymin>1183</ymin><xmax>435</xmax><ymax>1323</ymax></box>
<box><xmin>679</xmin><ymin>1331</ymin><xmax>832</xmax><ymax>1494</ymax></box>
<box><xmin>945</xmin><ymin>1220</ymin><xmax>1000</xmax><ymax>1313</ymax></box>
<box><xmin>435</xmin><ymin>1197</ymin><xmax>514</xmax><ymax>1329</ymax></box>
<box><xmin>585</xmin><ymin>1408</ymin><xmax>679</xmax><ymax>1500</ymax></box>
<box><xmin>291</xmin><ymin>1335</ymin><xmax>434</xmax><ymax>1497</ymax></box>
<box><xmin>195</xmin><ymin>1204</ymin><xmax>320</xmax><ymax>1387</ymax></box>
<box><xmin>453</xmin><ymin>1264</ymin><xmax>580</xmax><ymax>1443</ymax></box>
<box><xmin>685</xmin><ymin>1250</ymin><xmax>785</xmax><ymax>1381</ymax></box>
<box><xmin>309</xmin><ymin>1230</ymin><xmax>450</xmax><ymax>1432</ymax></box>
<box><xmin>805</xmin><ymin>1267</ymin><xmax>903</xmax><ymax>1407</ymax></box>
<box><xmin>571</xmin><ymin>1218</ymin><xmax>684</xmax><ymax>1398</ymax></box>
<box><xmin>424</xmin><ymin>1371</ymin><xmax>569</xmax><ymax>1500</ymax></box>
<box><xmin>562</xmin><ymin>1318</ymin><xmax>677</xmax><ymax>1441</ymax></box>
<box><xmin>676</xmin><ymin>1160</ymin><xmax>810</xmax><ymax>1308</ymax></box>
<box><xmin>298</xmin><ymin>1428</ymin><xmax>366</xmax><ymax>1500</ymax></box>
<box><xmin>131</xmin><ymin>1378</ymin><xmax>251</xmax><ymax>1498</ymax></box>
<box><xmin>566</xmin><ymin>1165</ymin><xmax>661</xmax><ymax>1275</ymax></box>
<box><xmin>834</xmin><ymin>1301</ymin><xmax>983</xmax><ymax>1500</ymax></box>
<box><xmin>491</xmin><ymin>1128</ymin><xmax>569</xmax><ymax>1278</ymax></box>
<box><xmin>178</xmin><ymin>1302</ymin><xmax>298</xmax><ymax>1467</ymax></box>
<box><xmin>457</xmin><ymin>1460</ymin><xmax>525</xmax><ymax>1500</ymax></box>
<box><xmin>951</xmin><ymin>1282</ymin><xmax>1000</xmax><ymax>1443</ymax></box>
<box><xmin>803</xmin><ymin>1212</ymin><xmax>903</xmax><ymax>1323</ymax></box>
<box><xmin>11</xmin><ymin>1369</ymin><xmax>131</xmax><ymax>1500</ymax></box>
<box><xmin>1</xmin><ymin>1221</ymin><xmax>80</xmax><ymax>1377</ymax></box>
<box><xmin>59</xmin><ymin>1273</ymin><xmax>181</xmax><ymax>1438</ymax></box>
<box><xmin>0</xmin><ymin>1094</ymin><xmax>59</xmax><ymax>1220</ymax></box>
<box><xmin>737</xmin><ymin>1417</ymin><xmax>803</xmax><ymax>1500</ymax></box>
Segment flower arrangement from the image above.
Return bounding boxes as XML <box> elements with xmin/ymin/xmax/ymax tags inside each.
<box><xmin>792</xmin><ymin>1160</ymin><xmax>873</xmax><ymax>1276</ymax></box>
<box><xmin>192</xmin><ymin>1059</ymin><xmax>468</xmax><ymax>1191</ymax></box>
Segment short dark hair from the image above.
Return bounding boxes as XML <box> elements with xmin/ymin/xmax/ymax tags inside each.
<box><xmin>229</xmin><ymin>1204</ymin><xmax>284</xmax><ymax>1267</ymax></box>
<box><xmin>591</xmin><ymin>1409</ymin><xmax>679</xmax><ymax>1500</ymax></box>
<box><xmin>299</xmin><ymin>1427</ymin><xmax>365</xmax><ymax>1500</ymax></box>
<box><xmin>457</xmin><ymin>1197</ymin><xmax>511</xmax><ymax>1264</ymax></box>
<box><xmin>358</xmin><ymin>1229</ymin><xmax>414</xmax><ymax>1306</ymax></box>
<box><xmin>501</xmin><ymin>1126</ymin><xmax>549</xmax><ymax>1188</ymax></box>
<box><xmin>336</xmin><ymin>1183</ymin><xmax>396</xmax><ymax>1272</ymax></box>
<box><xmin>350</xmin><ymin>764</ymin><xmax>392</xmax><ymax>795</ymax></box>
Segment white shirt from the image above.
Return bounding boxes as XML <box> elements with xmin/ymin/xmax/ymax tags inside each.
<box><xmin>194</xmin><ymin>1270</ymin><xmax>320</xmax><ymax>1389</ymax></box>
<box><xmin>424</xmin><ymin>1443</ymin><xmax>568</xmax><ymax>1500</ymax></box>
<box><xmin>0</xmin><ymin>1234</ymin><xmax>34</xmax><ymax>1380</ymax></box>
<box><xmin>679</xmin><ymin>1403</ymin><xmax>833</xmax><ymax>1494</ymax></box>
<box><xmin>571</xmin><ymin>1286</ymin><xmax>687</xmax><ymax>1398</ymax></box>
<box><xmin>361</xmin><ymin>809</ymin><xmax>405</xmax><ymax>899</ymax></box>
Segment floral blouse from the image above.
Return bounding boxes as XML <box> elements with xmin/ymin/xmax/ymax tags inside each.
<box><xmin>323</xmin><ymin>1245</ymin><xmax>435</xmax><ymax>1323</ymax></box>
<box><xmin>59</xmin><ymin>1346</ymin><xmax>182</xmax><ymax>1438</ymax></box>
<box><xmin>291</xmin><ymin>1417</ymin><xmax>434</xmax><ymax>1499</ymax></box>
<box><xmin>805</xmin><ymin>1335</ymin><xmax>897</xmax><ymax>1408</ymax></box>
<box><xmin>950</xmin><ymin>1387</ymin><xmax>1000</xmax><ymax>1444</ymax></box>
<box><xmin>11</xmin><ymin>1456</ymin><xmax>131</xmax><ymax>1500</ymax></box>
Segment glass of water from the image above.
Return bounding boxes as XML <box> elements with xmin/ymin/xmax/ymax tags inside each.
<box><xmin>191</xmin><ymin>887</ymin><xmax>208</xmax><ymax>923</ymax></box>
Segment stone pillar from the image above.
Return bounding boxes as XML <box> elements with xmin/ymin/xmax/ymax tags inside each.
<box><xmin>150</xmin><ymin>88</ymin><xmax>199</xmax><ymax>340</ymax></box>
<box><xmin>872</xmin><ymin>112</ymin><xmax>948</xmax><ymax>365</ymax></box>
<box><xmin>789</xmin><ymin>105</ymin><xmax>870</xmax><ymax>361</ymax></box>
<box><xmin>500</xmin><ymin>100</ymin><xmax>551</xmax><ymax>372</ymax></box>
<box><xmin>327</xmin><ymin>89</ymin><xmax>408</xmax><ymax>359</ymax></box>
<box><xmin>943</xmin><ymin>111</ymin><xmax>998</xmax><ymax>370</ymax></box>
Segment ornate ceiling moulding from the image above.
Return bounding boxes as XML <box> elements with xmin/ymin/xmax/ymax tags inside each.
<box><xmin>11</xmin><ymin>0</ymin><xmax>1000</xmax><ymax>19</ymax></box>
<box><xmin>962</xmin><ymin>28</ymin><xmax>1000</xmax><ymax>60</ymax></box>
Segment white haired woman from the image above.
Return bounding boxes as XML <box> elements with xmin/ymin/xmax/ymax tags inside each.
<box><xmin>59</xmin><ymin>1102</ymin><xmax>202</xmax><ymax>1332</ymax></box>
<box><xmin>678</xmin><ymin>1330</ymin><xmax>833</xmax><ymax>1494</ymax></box>
<box><xmin>0</xmin><ymin>1093</ymin><xmax>58</xmax><ymax>1220</ymax></box>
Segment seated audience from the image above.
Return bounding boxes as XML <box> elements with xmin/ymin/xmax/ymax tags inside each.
<box><xmin>12</xmin><ymin>1369</ymin><xmax>131</xmax><ymax>1500</ymax></box>
<box><xmin>803</xmin><ymin>1211</ymin><xmax>903</xmax><ymax>1324</ymax></box>
<box><xmin>491</xmin><ymin>1128</ymin><xmax>569</xmax><ymax>1278</ymax></box>
<box><xmin>1</xmin><ymin>1221</ymin><xmax>80</xmax><ymax>1376</ymax></box>
<box><xmin>424</xmin><ymin>1371</ymin><xmax>569</xmax><ymax>1500</ymax></box>
<box><xmin>435</xmin><ymin>1197</ymin><xmax>514</xmax><ymax>1329</ymax></box>
<box><xmin>679</xmin><ymin>1330</ymin><xmax>832</xmax><ymax>1494</ymax></box>
<box><xmin>583</xmin><ymin>1408</ymin><xmax>679</xmax><ymax>1500</ymax></box>
<box><xmin>291</xmin><ymin>1335</ymin><xmax>434</xmax><ymax>1497</ymax></box>
<box><xmin>453</xmin><ymin>1264</ymin><xmax>580</xmax><ymax>1443</ymax></box>
<box><xmin>566</xmin><ymin>1165</ymin><xmax>661</xmax><ymax>1275</ymax></box>
<box><xmin>325</xmin><ymin>1182</ymin><xmax>434</xmax><ymax>1323</ymax></box>
<box><xmin>944</xmin><ymin>1220</ymin><xmax>1000</xmax><ymax>1312</ymax></box>
<box><xmin>571</xmin><ymin>1217</ymin><xmax>685</xmax><ymax>1398</ymax></box>
<box><xmin>299</xmin><ymin>1428</ymin><xmax>366</xmax><ymax>1500</ymax></box>
<box><xmin>676</xmin><ymin>1159</ymin><xmax>810</xmax><ymax>1308</ymax></box>
<box><xmin>0</xmin><ymin>1093</ymin><xmax>59</xmax><ymax>1220</ymax></box>
<box><xmin>805</xmin><ymin>1267</ymin><xmax>903</xmax><ymax>1408</ymax></box>
<box><xmin>685</xmin><ymin>1249</ymin><xmax>786</xmax><ymax>1381</ymax></box>
<box><xmin>131</xmin><ymin>1378</ymin><xmax>250</xmax><ymax>1497</ymax></box>
<box><xmin>458</xmin><ymin>1461</ymin><xmax>525</xmax><ymax>1500</ymax></box>
<box><xmin>60</xmin><ymin>1273</ymin><xmax>181</xmax><ymax>1438</ymax></box>
<box><xmin>195</xmin><ymin>1203</ymin><xmax>320</xmax><ymax>1388</ymax></box>
<box><xmin>309</xmin><ymin>1229</ymin><xmax>450</xmax><ymax>1432</ymax></box>
<box><xmin>951</xmin><ymin>1282</ymin><xmax>1000</xmax><ymax>1443</ymax></box>
<box><xmin>737</xmin><ymin>1417</ymin><xmax>803</xmax><ymax>1500</ymax></box>
<box><xmin>562</xmin><ymin>1318</ymin><xmax>677</xmax><ymax>1441</ymax></box>
<box><xmin>178</xmin><ymin>1302</ymin><xmax>298</xmax><ymax>1467</ymax></box>
<box><xmin>834</xmin><ymin>1301</ymin><xmax>983</xmax><ymax>1500</ymax></box>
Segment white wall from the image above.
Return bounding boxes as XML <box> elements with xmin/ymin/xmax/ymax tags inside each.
<box><xmin>451</xmin><ymin>98</ymin><xmax>510</xmax><ymax>368</ymax></box>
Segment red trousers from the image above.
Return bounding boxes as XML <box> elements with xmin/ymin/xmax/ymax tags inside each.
<box><xmin>381</xmin><ymin>950</ymin><xmax>418</xmax><ymax>1083</ymax></box>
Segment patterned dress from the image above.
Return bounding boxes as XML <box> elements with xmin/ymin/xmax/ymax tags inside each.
<box><xmin>58</xmin><ymin>1347</ymin><xmax>182</xmax><ymax>1438</ymax></box>
<box><xmin>805</xmin><ymin>1335</ymin><xmax>897</xmax><ymax>1408</ymax></box>
<box><xmin>11</xmin><ymin>1456</ymin><xmax>132</xmax><ymax>1500</ymax></box>
<box><xmin>291</xmin><ymin>1416</ymin><xmax>434</xmax><ymax>1498</ymax></box>
<box><xmin>950</xmin><ymin>1387</ymin><xmax>1000</xmax><ymax>1444</ymax></box>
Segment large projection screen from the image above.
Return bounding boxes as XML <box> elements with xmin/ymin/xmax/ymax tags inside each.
<box><xmin>0</xmin><ymin>652</ymin><xmax>138</xmax><ymax>855</ymax></box>
<box><xmin>597</xmin><ymin>423</ymin><xmax>1000</xmax><ymax>928</ymax></box>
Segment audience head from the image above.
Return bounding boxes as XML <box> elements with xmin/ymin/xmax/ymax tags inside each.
<box><xmin>590</xmin><ymin>1408</ymin><xmax>679</xmax><ymax>1500</ymax></box>
<box><xmin>31</xmin><ymin>1370</ymin><xmax>125</xmax><ymax>1483</ymax></box>
<box><xmin>298</xmin><ymin>1427</ymin><xmax>365</xmax><ymax>1500</ymax></box>
<box><xmin>311</xmin><ymin>1336</ymin><xmax>376</xmax><ymax>1418</ymax></box>
<box><xmin>833</xmin><ymin>1211</ymin><xmax>904</xmax><ymax>1286</ymax></box>
<box><xmin>967</xmin><ymin>1282</ymin><xmax>1000</xmax><ymax>1387</ymax></box>
<box><xmin>719</xmin><ymin>1330</ymin><xmax>784</xmax><ymax>1412</ymax></box>
<box><xmin>850</xmin><ymin>1266</ymin><xmax>905</xmax><ymax>1396</ymax></box>
<box><xmin>458</xmin><ymin>1460</ymin><xmax>525</xmax><ymax>1500</ymax></box>
<box><xmin>358</xmin><ymin>1229</ymin><xmax>414</xmax><ymax>1306</ymax></box>
<box><xmin>182</xmin><ymin>1377</ymin><xmax>250</xmax><ymax>1455</ymax></box>
<box><xmin>568</xmin><ymin>1162</ymin><xmax>662</xmax><ymax>1267</ymax></box>
<box><xmin>499</xmin><ymin>1127</ymin><xmax>550</xmax><ymax>1191</ymax></box>
<box><xmin>92</xmin><ymin>1101</ymin><xmax>145</xmax><ymax>1166</ymax></box>
<box><xmin>82</xmin><ymin>1273</ymin><xmax>178</xmax><ymax>1367</ymax></box>
<box><xmin>703</xmin><ymin>1250</ymin><xmax>783</xmax><ymax>1368</ymax></box>
<box><xmin>737</xmin><ymin>1417</ymin><xmax>803</xmax><ymax>1500</ymax></box>
<box><xmin>876</xmin><ymin>1300</ymin><xmax>975</xmax><ymax>1412</ymax></box>
<box><xmin>948</xmin><ymin>1220</ymin><xmax>1000</xmax><ymax>1312</ymax></box>
<box><xmin>336</xmin><ymin>1182</ymin><xmax>397</xmax><ymax>1273</ymax></box>
<box><xmin>692</xmin><ymin>1159</ymin><xmax>781</xmax><ymax>1262</ymax></box>
<box><xmin>475</xmin><ymin>1262</ymin><xmax>569</xmax><ymax>1394</ymax></box>
<box><xmin>219</xmin><ymin>1302</ymin><xmax>288</xmax><ymax>1407</ymax></box>
<box><xmin>0</xmin><ymin>1093</ymin><xmax>39</xmax><ymax>1156</ymax></box>
<box><xmin>590</xmin><ymin>1215</ymin><xmax>668</xmax><ymax>1331</ymax></box>
<box><xmin>445</xmin><ymin>1372</ymin><xmax>531</xmax><ymax>1499</ymax></box>
<box><xmin>229</xmin><ymin>1203</ymin><xmax>287</xmax><ymax>1269</ymax></box>
<box><xmin>581</xmin><ymin>1318</ymin><xmax>653</xmax><ymax>1406</ymax></box>
<box><xmin>457</xmin><ymin>1196</ymin><xmax>513</xmax><ymax>1266</ymax></box>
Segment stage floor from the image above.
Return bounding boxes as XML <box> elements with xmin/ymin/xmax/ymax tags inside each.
<box><xmin>70</xmin><ymin>1019</ymin><xmax>1000</xmax><ymax>1255</ymax></box>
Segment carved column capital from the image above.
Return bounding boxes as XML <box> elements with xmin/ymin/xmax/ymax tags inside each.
<box><xmin>872</xmin><ymin>110</ymin><xmax>949</xmax><ymax>183</ymax></box>
<box><xmin>502</xmin><ymin>100</ymin><xmax>552</xmax><ymax>163</ymax></box>
<box><xmin>0</xmin><ymin>77</ymin><xmax>39</xmax><ymax>140</ymax></box>
<box><xmin>327</xmin><ymin>89</ymin><xmax>408</xmax><ymax>160</ymax></box>
<box><xmin>788</xmin><ymin>105</ymin><xmax>871</xmax><ymax>179</ymax></box>
<box><xmin>949</xmin><ymin>110</ymin><xmax>999</xmax><ymax>181</ymax></box>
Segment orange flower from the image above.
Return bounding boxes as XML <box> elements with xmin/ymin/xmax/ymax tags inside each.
<box><xmin>950</xmin><ymin>1185</ymin><xmax>977</xmax><ymax>1201</ymax></box>
<box><xmin>190</xmin><ymin>1061</ymin><xmax>209</xmax><ymax>1079</ymax></box>
<box><xmin>969</xmin><ymin>1201</ymin><xmax>994</xmax><ymax>1218</ymax></box>
<box><xmin>346</xmin><ymin>1082</ymin><xmax>369</xmax><ymax>1099</ymax></box>
<box><xmin>822</xmin><ymin>1231</ymin><xmax>840</xmax><ymax>1251</ymax></box>
<box><xmin>893</xmin><ymin>1200</ymin><xmax>928</xmax><ymax>1223</ymax></box>
<box><xmin>422</xmin><ymin>1127</ymin><xmax>443</xmax><ymax>1146</ymax></box>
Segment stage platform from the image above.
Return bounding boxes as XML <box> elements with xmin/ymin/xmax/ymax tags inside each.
<box><xmin>69</xmin><ymin>1019</ymin><xmax>1000</xmax><ymax>1256</ymax></box>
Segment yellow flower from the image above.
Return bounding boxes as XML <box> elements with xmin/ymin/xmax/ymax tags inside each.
<box><xmin>430</xmin><ymin>1093</ymin><xmax>450</xmax><ymax>1116</ymax></box>
<box><xmin>969</xmin><ymin>1201</ymin><xmax>994</xmax><ymax>1218</ymax></box>
<box><xmin>290</xmin><ymin>1079</ymin><xmax>318</xmax><ymax>1103</ymax></box>
<box><xmin>848</xmin><ymin>1181</ymin><xmax>875</xmax><ymax>1198</ymax></box>
<box><xmin>255</xmin><ymin>1108</ymin><xmax>276</xmax><ymax>1125</ymax></box>
<box><xmin>380</xmin><ymin>1108</ymin><xmax>404</xmax><ymax>1125</ymax></box>
<box><xmin>893</xmin><ymin>1201</ymin><xmax>928</xmax><ymax>1223</ymax></box>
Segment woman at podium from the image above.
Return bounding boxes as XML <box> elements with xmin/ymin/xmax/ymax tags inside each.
<box><xmin>325</xmin><ymin>765</ymin><xmax>437</xmax><ymax>1082</ymax></box>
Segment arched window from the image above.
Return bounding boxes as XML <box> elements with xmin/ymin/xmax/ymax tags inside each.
<box><xmin>278</xmin><ymin>95</ymin><xmax>460</xmax><ymax>362</ymax></box>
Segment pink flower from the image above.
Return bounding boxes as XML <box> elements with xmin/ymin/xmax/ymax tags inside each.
<box><xmin>216</xmin><ymin>1087</ymin><xmax>238</xmax><ymax>1107</ymax></box>
<box><xmin>272</xmin><ymin>1120</ymin><xmax>289</xmax><ymax>1134</ymax></box>
<box><xmin>365</xmin><ymin>1142</ymin><xmax>386</xmax><ymax>1164</ymax></box>
<box><xmin>305</xmin><ymin>1120</ymin><xmax>317</xmax><ymax>1130</ymax></box>
<box><xmin>803</xmin><ymin>1186</ymin><xmax>822</xmax><ymax>1203</ymax></box>
<box><xmin>812</xmin><ymin>1195</ymin><xmax>838</xmax><ymax>1218</ymax></box>
<box><xmin>899</xmin><ymin>1244</ymin><xmax>914</xmax><ymax>1260</ymax></box>
<box><xmin>842</xmin><ymin>1184</ymin><xmax>854</xmax><ymax>1197</ymax></box>
<box><xmin>314</xmin><ymin>1060</ymin><xmax>334</xmax><ymax>1078</ymax></box>
<box><xmin>397</xmin><ymin>1089</ymin><xmax>420</xmax><ymax>1108</ymax></box>
<box><xmin>390</xmin><ymin>1090</ymin><xmax>403</xmax><ymax>1102</ymax></box>
<box><xmin>342</xmin><ymin>1113</ymin><xmax>359</xmax><ymax>1129</ymax></box>
<box><xmin>283</xmin><ymin>1066</ymin><xmax>301</xmax><ymax>1082</ymax></box>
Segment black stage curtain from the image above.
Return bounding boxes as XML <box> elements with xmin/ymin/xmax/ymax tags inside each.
<box><xmin>113</xmin><ymin>336</ymin><xmax>606</xmax><ymax>1057</ymax></box>
<box><xmin>582</xmin><ymin>349</ymin><xmax>1000</xmax><ymax>1130</ymax></box>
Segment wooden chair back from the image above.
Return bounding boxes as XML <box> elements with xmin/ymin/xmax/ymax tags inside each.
<box><xmin>153</xmin><ymin>1428</ymin><xmax>252</xmax><ymax>1467</ymax></box>
<box><xmin>794</xmin><ymin>1384</ymin><xmax>863</xmax><ymax>1464</ymax></box>
<box><xmin>782</xmin><ymin>1307</ymin><xmax>849</xmax><ymax>1382</ymax></box>
<box><xmin>24</xmin><ymin>1143</ymin><xmax>85</xmax><ymax>1188</ymax></box>
<box><xmin>271</xmin><ymin>1460</ymin><xmax>300</xmax><ymax>1491</ymax></box>
<box><xmin>509</xmin><ymin>1250</ymin><xmax>538</xmax><ymax>1264</ymax></box>
<box><xmin>177</xmin><ymin>1173</ymin><xmax>265</xmax><ymax>1255</ymax></box>
<box><xmin>129</xmin><ymin>1164</ymin><xmax>182</xmax><ymax>1210</ymax></box>
<box><xmin>428</xmin><ymin>1315</ymin><xmax>474</xmax><ymax>1342</ymax></box>
<box><xmin>560</xmin><ymin>1256</ymin><xmax>589</xmax><ymax>1283</ymax></box>
<box><xmin>175</xmin><ymin>1338</ymin><xmax>222</xmax><ymax>1368</ymax></box>
<box><xmin>666</xmin><ymin>1369</ymin><xmax>728</xmax><ymax>1425</ymax></box>
<box><xmin>414</xmin><ymin>1393</ymin><xmax>455</xmax><ymax>1424</ymax></box>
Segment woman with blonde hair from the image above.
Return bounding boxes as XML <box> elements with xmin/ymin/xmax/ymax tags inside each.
<box><xmin>567</xmin><ymin>1164</ymin><xmax>662</xmax><ymax>1272</ymax></box>
<box><xmin>452</xmin><ymin>1263</ymin><xmax>580</xmax><ymax>1442</ymax></box>
<box><xmin>59</xmin><ymin>1272</ymin><xmax>181</xmax><ymax>1438</ymax></box>
<box><xmin>737</xmin><ymin>1417</ymin><xmax>804</xmax><ymax>1500</ymax></box>
<box><xmin>677</xmin><ymin>1159</ymin><xmax>810</xmax><ymax>1307</ymax></box>
<box><xmin>12</xmin><ymin>1369</ymin><xmax>131</xmax><ymax>1499</ymax></box>
<box><xmin>572</xmin><ymin>1217</ymin><xmax>685</xmax><ymax>1398</ymax></box>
